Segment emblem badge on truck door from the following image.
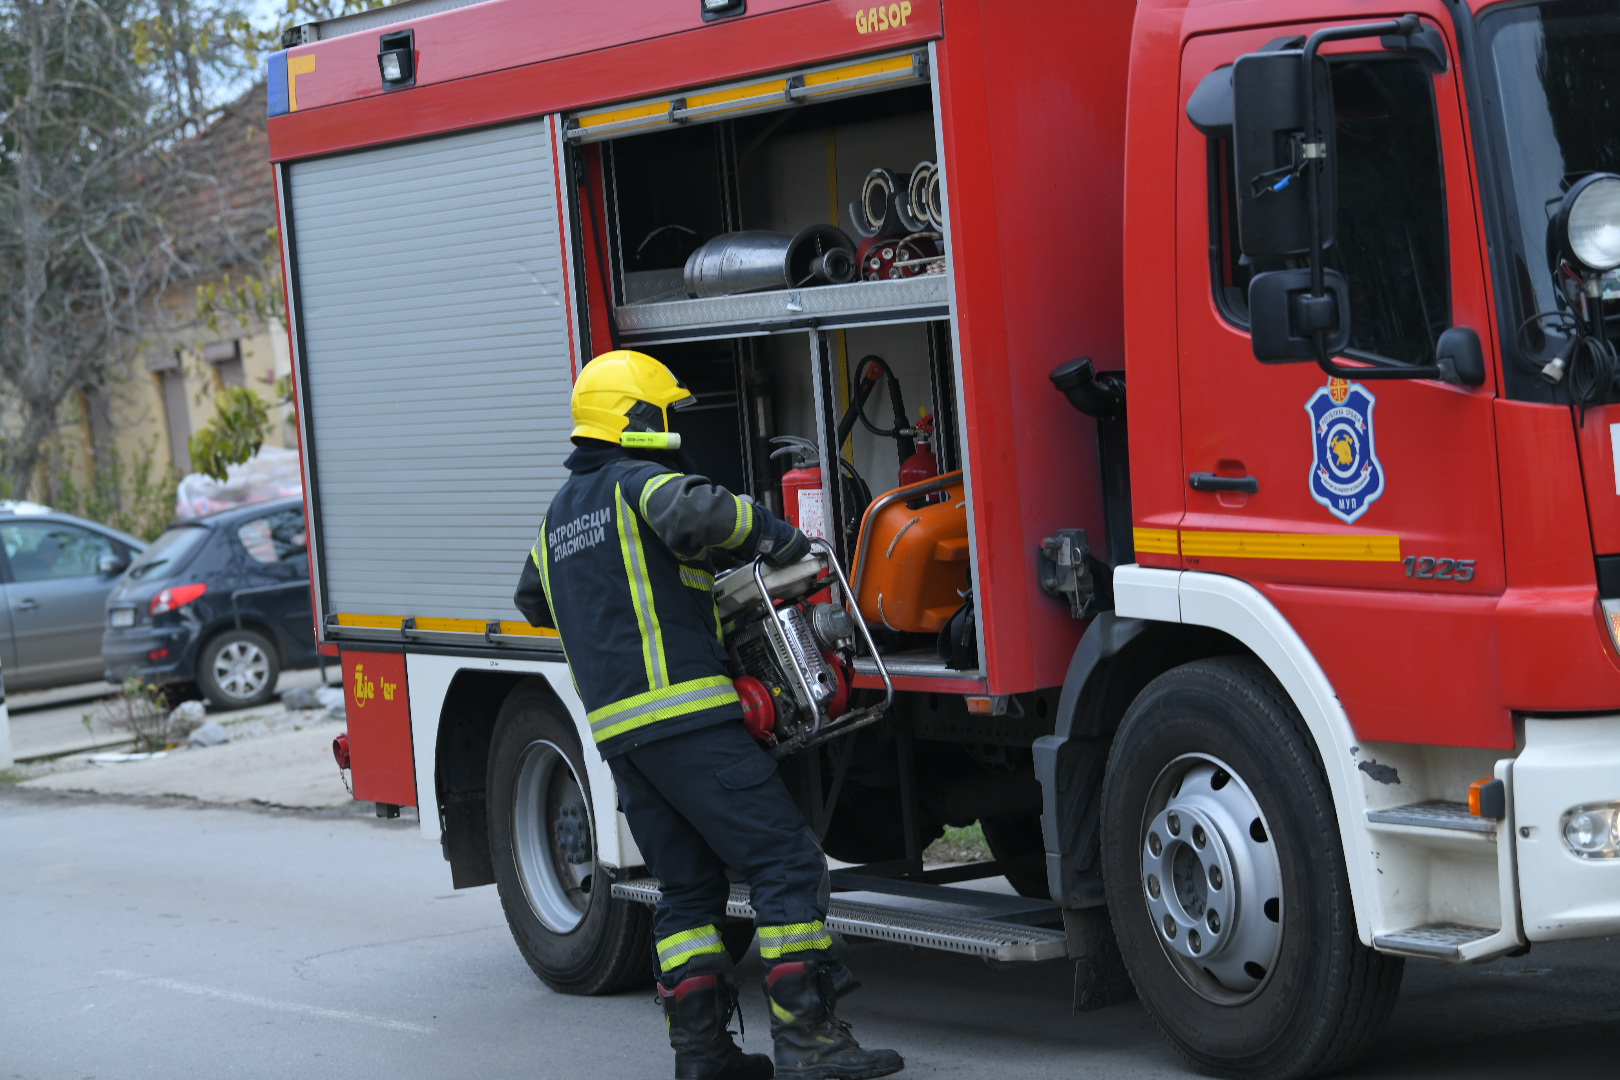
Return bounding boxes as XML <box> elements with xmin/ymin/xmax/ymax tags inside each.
<box><xmin>1306</xmin><ymin>377</ymin><xmax>1386</xmax><ymax>523</ymax></box>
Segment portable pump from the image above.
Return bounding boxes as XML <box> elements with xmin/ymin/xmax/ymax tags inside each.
<box><xmin>715</xmin><ymin>539</ymin><xmax>892</xmax><ymax>759</ymax></box>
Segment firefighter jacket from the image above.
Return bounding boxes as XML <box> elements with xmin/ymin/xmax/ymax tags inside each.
<box><xmin>515</xmin><ymin>442</ymin><xmax>807</xmax><ymax>759</ymax></box>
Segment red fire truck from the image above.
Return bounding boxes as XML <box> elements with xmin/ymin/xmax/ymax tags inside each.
<box><xmin>267</xmin><ymin>0</ymin><xmax>1620</xmax><ymax>1075</ymax></box>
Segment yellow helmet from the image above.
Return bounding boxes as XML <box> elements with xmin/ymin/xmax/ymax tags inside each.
<box><xmin>570</xmin><ymin>350</ymin><xmax>694</xmax><ymax>449</ymax></box>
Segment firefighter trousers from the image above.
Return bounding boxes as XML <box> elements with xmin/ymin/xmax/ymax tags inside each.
<box><xmin>607</xmin><ymin>719</ymin><xmax>835</xmax><ymax>983</ymax></box>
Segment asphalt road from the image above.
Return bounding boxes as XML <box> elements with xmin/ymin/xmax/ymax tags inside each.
<box><xmin>2</xmin><ymin>788</ymin><xmax>1617</xmax><ymax>1080</ymax></box>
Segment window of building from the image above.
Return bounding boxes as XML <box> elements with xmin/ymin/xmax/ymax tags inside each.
<box><xmin>204</xmin><ymin>339</ymin><xmax>246</xmax><ymax>388</ymax></box>
<box><xmin>1208</xmin><ymin>56</ymin><xmax>1451</xmax><ymax>367</ymax></box>
<box><xmin>149</xmin><ymin>351</ymin><xmax>192</xmax><ymax>472</ymax></box>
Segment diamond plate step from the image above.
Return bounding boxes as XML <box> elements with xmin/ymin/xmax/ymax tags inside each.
<box><xmin>612</xmin><ymin>878</ymin><xmax>1068</xmax><ymax>963</ymax></box>
<box><xmin>1366</xmin><ymin>800</ymin><xmax>1495</xmax><ymax>834</ymax></box>
<box><xmin>1372</xmin><ymin>923</ymin><xmax>1498</xmax><ymax>960</ymax></box>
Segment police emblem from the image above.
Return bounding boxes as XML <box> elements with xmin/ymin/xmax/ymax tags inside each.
<box><xmin>1306</xmin><ymin>377</ymin><xmax>1385</xmax><ymax>523</ymax></box>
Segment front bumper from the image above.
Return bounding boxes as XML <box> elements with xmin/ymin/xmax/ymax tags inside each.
<box><xmin>1514</xmin><ymin>715</ymin><xmax>1620</xmax><ymax>941</ymax></box>
<box><xmin>102</xmin><ymin>625</ymin><xmax>196</xmax><ymax>685</ymax></box>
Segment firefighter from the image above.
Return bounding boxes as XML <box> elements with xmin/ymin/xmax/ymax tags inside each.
<box><xmin>515</xmin><ymin>350</ymin><xmax>904</xmax><ymax>1080</ymax></box>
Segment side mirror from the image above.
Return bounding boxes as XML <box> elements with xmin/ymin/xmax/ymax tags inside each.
<box><xmin>1249</xmin><ymin>268</ymin><xmax>1352</xmax><ymax>362</ymax></box>
<box><xmin>1231</xmin><ymin>50</ymin><xmax>1337</xmax><ymax>258</ymax></box>
<box><xmin>99</xmin><ymin>552</ymin><xmax>131</xmax><ymax>576</ymax></box>
<box><xmin>1434</xmin><ymin>326</ymin><xmax>1487</xmax><ymax>387</ymax></box>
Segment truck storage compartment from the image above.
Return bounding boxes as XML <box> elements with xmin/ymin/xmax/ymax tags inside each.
<box><xmin>572</xmin><ymin>49</ymin><xmax>950</xmax><ymax>342</ymax></box>
<box><xmin>566</xmin><ymin>49</ymin><xmax>982</xmax><ymax>680</ymax></box>
<box><xmin>284</xmin><ymin>120</ymin><xmax>579</xmax><ymax>636</ymax></box>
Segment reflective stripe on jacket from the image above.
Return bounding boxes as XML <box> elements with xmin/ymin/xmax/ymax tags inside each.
<box><xmin>515</xmin><ymin>444</ymin><xmax>800</xmax><ymax>758</ymax></box>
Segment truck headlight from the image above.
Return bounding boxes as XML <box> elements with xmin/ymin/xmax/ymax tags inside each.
<box><xmin>1561</xmin><ymin>802</ymin><xmax>1620</xmax><ymax>859</ymax></box>
<box><xmin>1557</xmin><ymin>173</ymin><xmax>1620</xmax><ymax>274</ymax></box>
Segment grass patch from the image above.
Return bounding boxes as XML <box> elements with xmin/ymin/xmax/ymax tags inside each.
<box><xmin>923</xmin><ymin>821</ymin><xmax>991</xmax><ymax>864</ymax></box>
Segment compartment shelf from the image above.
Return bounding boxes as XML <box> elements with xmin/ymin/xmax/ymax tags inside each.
<box><xmin>615</xmin><ymin>275</ymin><xmax>950</xmax><ymax>343</ymax></box>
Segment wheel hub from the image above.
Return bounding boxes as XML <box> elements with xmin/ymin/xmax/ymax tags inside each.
<box><xmin>1141</xmin><ymin>757</ymin><xmax>1283</xmax><ymax>1003</ymax></box>
<box><xmin>513</xmin><ymin>740</ymin><xmax>594</xmax><ymax>934</ymax></box>
<box><xmin>214</xmin><ymin>641</ymin><xmax>269</xmax><ymax>699</ymax></box>
<box><xmin>553</xmin><ymin>804</ymin><xmax>592</xmax><ymax>865</ymax></box>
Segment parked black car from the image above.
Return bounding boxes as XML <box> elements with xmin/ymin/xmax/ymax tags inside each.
<box><xmin>103</xmin><ymin>496</ymin><xmax>319</xmax><ymax>708</ymax></box>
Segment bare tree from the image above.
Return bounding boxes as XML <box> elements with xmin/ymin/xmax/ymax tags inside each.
<box><xmin>0</xmin><ymin>0</ymin><xmax>266</xmax><ymax>498</ymax></box>
<box><xmin>3</xmin><ymin>0</ymin><xmax>167</xmax><ymax>495</ymax></box>
<box><xmin>0</xmin><ymin>0</ymin><xmax>388</xmax><ymax>498</ymax></box>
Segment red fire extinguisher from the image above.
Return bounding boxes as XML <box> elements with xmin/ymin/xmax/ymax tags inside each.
<box><xmin>898</xmin><ymin>413</ymin><xmax>939</xmax><ymax>488</ymax></box>
<box><xmin>770</xmin><ymin>437</ymin><xmax>829</xmax><ymax>541</ymax></box>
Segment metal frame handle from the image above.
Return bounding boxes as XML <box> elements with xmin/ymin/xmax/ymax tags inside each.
<box><xmin>810</xmin><ymin>536</ymin><xmax>893</xmax><ymax>716</ymax></box>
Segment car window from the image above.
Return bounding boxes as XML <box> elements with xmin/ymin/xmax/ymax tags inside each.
<box><xmin>1</xmin><ymin>521</ymin><xmax>115</xmax><ymax>582</ymax></box>
<box><xmin>126</xmin><ymin>525</ymin><xmax>208</xmax><ymax>581</ymax></box>
<box><xmin>237</xmin><ymin>509</ymin><xmax>308</xmax><ymax>564</ymax></box>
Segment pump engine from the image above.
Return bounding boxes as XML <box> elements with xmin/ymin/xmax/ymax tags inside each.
<box><xmin>715</xmin><ymin>539</ymin><xmax>892</xmax><ymax>759</ymax></box>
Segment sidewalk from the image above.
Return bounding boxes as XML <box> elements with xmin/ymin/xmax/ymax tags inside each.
<box><xmin>17</xmin><ymin>717</ymin><xmax>354</xmax><ymax>809</ymax></box>
<box><xmin>6</xmin><ymin>668</ymin><xmax>335</xmax><ymax>762</ymax></box>
<box><xmin>5</xmin><ymin>669</ymin><xmax>358</xmax><ymax>811</ymax></box>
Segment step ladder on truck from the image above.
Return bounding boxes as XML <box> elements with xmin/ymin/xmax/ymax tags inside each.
<box><xmin>265</xmin><ymin>1</ymin><xmax>1620</xmax><ymax>1075</ymax></box>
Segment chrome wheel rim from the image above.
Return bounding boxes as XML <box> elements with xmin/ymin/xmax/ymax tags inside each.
<box><xmin>212</xmin><ymin>640</ymin><xmax>271</xmax><ymax>702</ymax></box>
<box><xmin>1140</xmin><ymin>754</ymin><xmax>1283</xmax><ymax>1005</ymax></box>
<box><xmin>512</xmin><ymin>739</ymin><xmax>594</xmax><ymax>933</ymax></box>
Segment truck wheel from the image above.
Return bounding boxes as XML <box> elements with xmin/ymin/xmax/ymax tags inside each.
<box><xmin>488</xmin><ymin>686</ymin><xmax>651</xmax><ymax>995</ymax></box>
<box><xmin>197</xmin><ymin>628</ymin><xmax>280</xmax><ymax>709</ymax></box>
<box><xmin>979</xmin><ymin>813</ymin><xmax>1050</xmax><ymax>898</ymax></box>
<box><xmin>1100</xmin><ymin>657</ymin><xmax>1401</xmax><ymax>1080</ymax></box>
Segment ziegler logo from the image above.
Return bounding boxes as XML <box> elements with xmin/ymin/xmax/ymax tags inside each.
<box><xmin>856</xmin><ymin>2</ymin><xmax>912</xmax><ymax>33</ymax></box>
<box><xmin>351</xmin><ymin>663</ymin><xmax>398</xmax><ymax>709</ymax></box>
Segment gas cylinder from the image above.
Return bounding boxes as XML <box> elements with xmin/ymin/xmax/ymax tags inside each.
<box><xmin>898</xmin><ymin>413</ymin><xmax>939</xmax><ymax>488</ymax></box>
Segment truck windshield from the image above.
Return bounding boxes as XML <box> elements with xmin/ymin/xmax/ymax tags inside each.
<box><xmin>1480</xmin><ymin>1</ymin><xmax>1620</xmax><ymax>390</ymax></box>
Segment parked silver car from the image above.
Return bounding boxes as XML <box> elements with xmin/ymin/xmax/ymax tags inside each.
<box><xmin>0</xmin><ymin>501</ymin><xmax>145</xmax><ymax>693</ymax></box>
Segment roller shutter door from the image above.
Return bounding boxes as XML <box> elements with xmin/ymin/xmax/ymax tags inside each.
<box><xmin>286</xmin><ymin>120</ymin><xmax>574</xmax><ymax>624</ymax></box>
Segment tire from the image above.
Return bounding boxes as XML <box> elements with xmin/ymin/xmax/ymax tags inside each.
<box><xmin>1100</xmin><ymin>657</ymin><xmax>1402</xmax><ymax>1080</ymax></box>
<box><xmin>488</xmin><ymin>684</ymin><xmax>652</xmax><ymax>995</ymax></box>
<box><xmin>980</xmin><ymin>812</ymin><xmax>1051</xmax><ymax>898</ymax></box>
<box><xmin>197</xmin><ymin>629</ymin><xmax>280</xmax><ymax>709</ymax></box>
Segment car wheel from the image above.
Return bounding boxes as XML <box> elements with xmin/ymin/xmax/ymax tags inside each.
<box><xmin>1100</xmin><ymin>657</ymin><xmax>1402</xmax><ymax>1079</ymax></box>
<box><xmin>197</xmin><ymin>629</ymin><xmax>280</xmax><ymax>709</ymax></box>
<box><xmin>488</xmin><ymin>684</ymin><xmax>652</xmax><ymax>995</ymax></box>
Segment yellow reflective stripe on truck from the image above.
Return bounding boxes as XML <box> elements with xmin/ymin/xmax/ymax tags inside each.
<box><xmin>331</xmin><ymin>613</ymin><xmax>559</xmax><ymax>638</ymax></box>
<box><xmin>1133</xmin><ymin>528</ymin><xmax>1402</xmax><ymax>562</ymax></box>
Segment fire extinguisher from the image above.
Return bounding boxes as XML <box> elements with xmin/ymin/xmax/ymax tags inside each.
<box><xmin>898</xmin><ymin>412</ymin><xmax>939</xmax><ymax>488</ymax></box>
<box><xmin>770</xmin><ymin>436</ymin><xmax>827</xmax><ymax>540</ymax></box>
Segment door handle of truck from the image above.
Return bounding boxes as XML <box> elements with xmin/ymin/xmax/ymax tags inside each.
<box><xmin>1188</xmin><ymin>472</ymin><xmax>1259</xmax><ymax>494</ymax></box>
<box><xmin>13</xmin><ymin>598</ymin><xmax>39</xmax><ymax>612</ymax></box>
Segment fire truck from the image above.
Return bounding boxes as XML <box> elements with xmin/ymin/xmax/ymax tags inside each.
<box><xmin>267</xmin><ymin>0</ymin><xmax>1620</xmax><ymax>1075</ymax></box>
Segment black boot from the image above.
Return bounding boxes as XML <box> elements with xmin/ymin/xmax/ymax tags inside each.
<box><xmin>765</xmin><ymin>960</ymin><xmax>903</xmax><ymax>1080</ymax></box>
<box><xmin>661</xmin><ymin>957</ymin><xmax>775</xmax><ymax>1080</ymax></box>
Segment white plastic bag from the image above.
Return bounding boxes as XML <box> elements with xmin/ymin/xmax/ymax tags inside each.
<box><xmin>175</xmin><ymin>445</ymin><xmax>304</xmax><ymax>520</ymax></box>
